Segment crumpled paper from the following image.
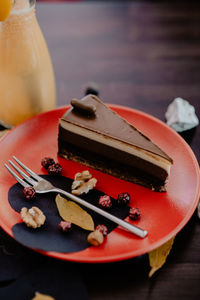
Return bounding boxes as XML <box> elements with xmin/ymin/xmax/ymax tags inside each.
<box><xmin>165</xmin><ymin>97</ymin><xmax>199</xmax><ymax>132</ymax></box>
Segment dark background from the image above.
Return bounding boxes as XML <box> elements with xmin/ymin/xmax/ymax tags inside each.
<box><xmin>0</xmin><ymin>1</ymin><xmax>199</xmax><ymax>299</ymax></box>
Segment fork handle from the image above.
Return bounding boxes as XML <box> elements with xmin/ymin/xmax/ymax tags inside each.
<box><xmin>54</xmin><ymin>188</ymin><xmax>148</xmax><ymax>238</ymax></box>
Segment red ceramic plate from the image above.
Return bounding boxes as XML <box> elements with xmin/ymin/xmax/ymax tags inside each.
<box><xmin>0</xmin><ymin>105</ymin><xmax>199</xmax><ymax>263</ymax></box>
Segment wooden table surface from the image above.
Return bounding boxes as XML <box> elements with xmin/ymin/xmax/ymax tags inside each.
<box><xmin>35</xmin><ymin>2</ymin><xmax>200</xmax><ymax>299</ymax></box>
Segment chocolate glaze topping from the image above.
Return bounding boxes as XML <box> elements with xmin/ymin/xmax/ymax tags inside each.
<box><xmin>70</xmin><ymin>98</ymin><xmax>96</xmax><ymax>116</ymax></box>
<box><xmin>61</xmin><ymin>95</ymin><xmax>173</xmax><ymax>163</ymax></box>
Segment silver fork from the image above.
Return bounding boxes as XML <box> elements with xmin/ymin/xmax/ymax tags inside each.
<box><xmin>5</xmin><ymin>156</ymin><xmax>148</xmax><ymax>238</ymax></box>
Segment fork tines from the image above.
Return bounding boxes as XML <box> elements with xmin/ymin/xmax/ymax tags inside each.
<box><xmin>5</xmin><ymin>156</ymin><xmax>41</xmax><ymax>188</ymax></box>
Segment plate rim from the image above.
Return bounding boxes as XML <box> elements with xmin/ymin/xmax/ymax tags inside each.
<box><xmin>0</xmin><ymin>104</ymin><xmax>199</xmax><ymax>263</ymax></box>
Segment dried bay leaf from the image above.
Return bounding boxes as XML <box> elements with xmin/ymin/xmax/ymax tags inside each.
<box><xmin>32</xmin><ymin>292</ymin><xmax>55</xmax><ymax>300</ymax></box>
<box><xmin>55</xmin><ymin>194</ymin><xmax>94</xmax><ymax>231</ymax></box>
<box><xmin>197</xmin><ymin>201</ymin><xmax>200</xmax><ymax>219</ymax></box>
<box><xmin>148</xmin><ymin>236</ymin><xmax>175</xmax><ymax>277</ymax></box>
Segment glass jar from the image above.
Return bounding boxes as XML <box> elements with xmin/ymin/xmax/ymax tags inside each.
<box><xmin>0</xmin><ymin>0</ymin><xmax>56</xmax><ymax>125</ymax></box>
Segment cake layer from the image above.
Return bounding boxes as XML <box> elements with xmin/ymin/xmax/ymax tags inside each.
<box><xmin>58</xmin><ymin>131</ymin><xmax>167</xmax><ymax>191</ymax></box>
<box><xmin>59</xmin><ymin>121</ymin><xmax>170</xmax><ymax>178</ymax></box>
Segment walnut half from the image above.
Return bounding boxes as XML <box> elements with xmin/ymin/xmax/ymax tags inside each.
<box><xmin>72</xmin><ymin>170</ymin><xmax>97</xmax><ymax>195</ymax></box>
<box><xmin>21</xmin><ymin>206</ymin><xmax>46</xmax><ymax>228</ymax></box>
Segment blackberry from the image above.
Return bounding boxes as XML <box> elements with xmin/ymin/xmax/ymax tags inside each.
<box><xmin>48</xmin><ymin>163</ymin><xmax>62</xmax><ymax>175</ymax></box>
<box><xmin>96</xmin><ymin>224</ymin><xmax>108</xmax><ymax>236</ymax></box>
<box><xmin>85</xmin><ymin>82</ymin><xmax>99</xmax><ymax>96</ymax></box>
<box><xmin>117</xmin><ymin>192</ymin><xmax>130</xmax><ymax>205</ymax></box>
<box><xmin>129</xmin><ymin>207</ymin><xmax>141</xmax><ymax>221</ymax></box>
<box><xmin>23</xmin><ymin>186</ymin><xmax>36</xmax><ymax>200</ymax></box>
<box><xmin>59</xmin><ymin>221</ymin><xmax>72</xmax><ymax>232</ymax></box>
<box><xmin>41</xmin><ymin>157</ymin><xmax>55</xmax><ymax>169</ymax></box>
<box><xmin>98</xmin><ymin>195</ymin><xmax>112</xmax><ymax>209</ymax></box>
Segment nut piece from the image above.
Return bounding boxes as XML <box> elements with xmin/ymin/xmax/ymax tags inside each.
<box><xmin>21</xmin><ymin>206</ymin><xmax>46</xmax><ymax>228</ymax></box>
<box><xmin>75</xmin><ymin>170</ymin><xmax>92</xmax><ymax>181</ymax></box>
<box><xmin>72</xmin><ymin>170</ymin><xmax>92</xmax><ymax>190</ymax></box>
<box><xmin>72</xmin><ymin>170</ymin><xmax>97</xmax><ymax>195</ymax></box>
<box><xmin>72</xmin><ymin>178</ymin><xmax>97</xmax><ymax>195</ymax></box>
<box><xmin>87</xmin><ymin>230</ymin><xmax>104</xmax><ymax>246</ymax></box>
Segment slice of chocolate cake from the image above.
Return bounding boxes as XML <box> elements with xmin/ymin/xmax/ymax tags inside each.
<box><xmin>58</xmin><ymin>95</ymin><xmax>173</xmax><ymax>191</ymax></box>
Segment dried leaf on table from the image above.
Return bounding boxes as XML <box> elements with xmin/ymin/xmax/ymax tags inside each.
<box><xmin>55</xmin><ymin>194</ymin><xmax>94</xmax><ymax>231</ymax></box>
<box><xmin>148</xmin><ymin>236</ymin><xmax>175</xmax><ymax>277</ymax></box>
<box><xmin>32</xmin><ymin>291</ymin><xmax>55</xmax><ymax>300</ymax></box>
<box><xmin>197</xmin><ymin>201</ymin><xmax>200</xmax><ymax>219</ymax></box>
